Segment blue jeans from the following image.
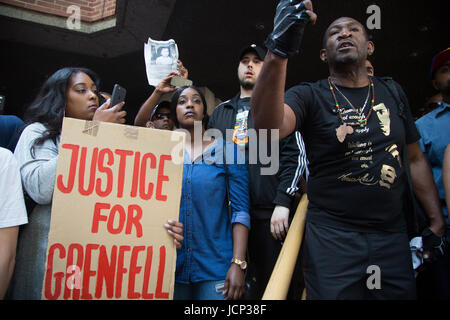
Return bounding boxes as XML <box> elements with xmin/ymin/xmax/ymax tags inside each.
<box><xmin>174</xmin><ymin>280</ymin><xmax>226</xmax><ymax>300</ymax></box>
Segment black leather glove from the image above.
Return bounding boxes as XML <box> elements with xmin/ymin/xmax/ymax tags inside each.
<box><xmin>422</xmin><ymin>228</ymin><xmax>445</xmax><ymax>263</ymax></box>
<box><xmin>265</xmin><ymin>0</ymin><xmax>313</xmax><ymax>58</ymax></box>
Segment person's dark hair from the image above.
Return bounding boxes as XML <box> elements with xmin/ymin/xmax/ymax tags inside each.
<box><xmin>170</xmin><ymin>85</ymin><xmax>209</xmax><ymax>128</ymax></box>
<box><xmin>150</xmin><ymin>100</ymin><xmax>171</xmax><ymax>121</ymax></box>
<box><xmin>23</xmin><ymin>67</ymin><xmax>100</xmax><ymax>156</ymax></box>
<box><xmin>321</xmin><ymin>18</ymin><xmax>370</xmax><ymax>49</ymax></box>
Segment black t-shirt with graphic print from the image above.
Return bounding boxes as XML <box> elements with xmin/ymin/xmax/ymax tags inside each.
<box><xmin>233</xmin><ymin>97</ymin><xmax>251</xmax><ymax>147</ymax></box>
<box><xmin>285</xmin><ymin>77</ymin><xmax>420</xmax><ymax>232</ymax></box>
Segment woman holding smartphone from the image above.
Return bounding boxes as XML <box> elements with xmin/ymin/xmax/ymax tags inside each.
<box><xmin>8</xmin><ymin>67</ymin><xmax>184</xmax><ymax>299</ymax></box>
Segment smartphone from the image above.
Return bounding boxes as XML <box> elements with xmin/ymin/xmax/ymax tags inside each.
<box><xmin>109</xmin><ymin>84</ymin><xmax>126</xmax><ymax>108</ymax></box>
<box><xmin>170</xmin><ymin>76</ymin><xmax>193</xmax><ymax>87</ymax></box>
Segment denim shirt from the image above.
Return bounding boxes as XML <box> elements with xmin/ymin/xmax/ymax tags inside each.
<box><xmin>416</xmin><ymin>102</ymin><xmax>450</xmax><ymax>227</ymax></box>
<box><xmin>176</xmin><ymin>138</ymin><xmax>250</xmax><ymax>284</ymax></box>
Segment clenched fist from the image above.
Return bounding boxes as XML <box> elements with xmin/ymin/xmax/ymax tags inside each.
<box><xmin>265</xmin><ymin>0</ymin><xmax>317</xmax><ymax>58</ymax></box>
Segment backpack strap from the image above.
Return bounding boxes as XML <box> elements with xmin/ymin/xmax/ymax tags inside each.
<box><xmin>376</xmin><ymin>76</ymin><xmax>428</xmax><ymax>238</ymax></box>
<box><xmin>223</xmin><ymin>142</ymin><xmax>233</xmax><ymax>220</ymax></box>
<box><xmin>376</xmin><ymin>76</ymin><xmax>406</xmax><ymax>119</ymax></box>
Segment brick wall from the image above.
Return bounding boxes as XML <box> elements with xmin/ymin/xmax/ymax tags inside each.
<box><xmin>0</xmin><ymin>0</ymin><xmax>117</xmax><ymax>22</ymax></box>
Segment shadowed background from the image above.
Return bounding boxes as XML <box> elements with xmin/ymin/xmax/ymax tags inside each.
<box><xmin>0</xmin><ymin>0</ymin><xmax>448</xmax><ymax>122</ymax></box>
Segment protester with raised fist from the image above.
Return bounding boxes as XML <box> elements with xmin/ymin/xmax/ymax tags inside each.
<box><xmin>251</xmin><ymin>0</ymin><xmax>445</xmax><ymax>299</ymax></box>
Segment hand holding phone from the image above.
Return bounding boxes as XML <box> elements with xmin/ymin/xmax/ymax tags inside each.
<box><xmin>109</xmin><ymin>84</ymin><xmax>127</xmax><ymax>109</ymax></box>
<box><xmin>170</xmin><ymin>76</ymin><xmax>193</xmax><ymax>88</ymax></box>
<box><xmin>93</xmin><ymin>84</ymin><xmax>127</xmax><ymax>124</ymax></box>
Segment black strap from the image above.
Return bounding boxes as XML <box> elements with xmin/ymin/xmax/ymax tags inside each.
<box><xmin>377</xmin><ymin>76</ymin><xmax>406</xmax><ymax>120</ymax></box>
<box><xmin>377</xmin><ymin>76</ymin><xmax>427</xmax><ymax>238</ymax></box>
<box><xmin>223</xmin><ymin>143</ymin><xmax>233</xmax><ymax>220</ymax></box>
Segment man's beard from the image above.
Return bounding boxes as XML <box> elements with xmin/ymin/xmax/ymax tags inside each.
<box><xmin>240</xmin><ymin>79</ymin><xmax>255</xmax><ymax>91</ymax></box>
<box><xmin>330</xmin><ymin>47</ymin><xmax>362</xmax><ymax>69</ymax></box>
<box><xmin>333</xmin><ymin>53</ymin><xmax>360</xmax><ymax>68</ymax></box>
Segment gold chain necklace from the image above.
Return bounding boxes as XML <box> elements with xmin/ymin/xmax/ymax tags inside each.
<box><xmin>328</xmin><ymin>77</ymin><xmax>375</xmax><ymax>127</ymax></box>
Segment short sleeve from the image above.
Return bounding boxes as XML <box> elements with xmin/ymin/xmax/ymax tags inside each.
<box><xmin>394</xmin><ymin>81</ymin><xmax>421</xmax><ymax>144</ymax></box>
<box><xmin>284</xmin><ymin>84</ymin><xmax>312</xmax><ymax>132</ymax></box>
<box><xmin>0</xmin><ymin>148</ymin><xmax>28</xmax><ymax>228</ymax></box>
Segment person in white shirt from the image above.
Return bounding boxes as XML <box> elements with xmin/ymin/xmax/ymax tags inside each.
<box><xmin>9</xmin><ymin>67</ymin><xmax>183</xmax><ymax>299</ymax></box>
<box><xmin>0</xmin><ymin>147</ymin><xmax>28</xmax><ymax>299</ymax></box>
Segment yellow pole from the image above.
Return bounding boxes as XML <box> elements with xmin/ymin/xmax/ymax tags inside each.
<box><xmin>301</xmin><ymin>288</ymin><xmax>306</xmax><ymax>300</ymax></box>
<box><xmin>262</xmin><ymin>194</ymin><xmax>308</xmax><ymax>300</ymax></box>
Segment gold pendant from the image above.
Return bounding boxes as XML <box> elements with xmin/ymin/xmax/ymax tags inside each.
<box><xmin>359</xmin><ymin>116</ymin><xmax>368</xmax><ymax>127</ymax></box>
<box><xmin>336</xmin><ymin>124</ymin><xmax>354</xmax><ymax>143</ymax></box>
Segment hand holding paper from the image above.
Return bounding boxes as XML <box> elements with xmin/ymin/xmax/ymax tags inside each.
<box><xmin>144</xmin><ymin>37</ymin><xmax>179</xmax><ymax>86</ymax></box>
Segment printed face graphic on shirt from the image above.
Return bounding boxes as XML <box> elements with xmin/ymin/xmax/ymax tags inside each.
<box><xmin>233</xmin><ymin>110</ymin><xmax>249</xmax><ymax>146</ymax></box>
<box><xmin>338</xmin><ymin>101</ymin><xmax>400</xmax><ymax>189</ymax></box>
<box><xmin>373</xmin><ymin>103</ymin><xmax>390</xmax><ymax>136</ymax></box>
<box><xmin>379</xmin><ymin>164</ymin><xmax>397</xmax><ymax>189</ymax></box>
<box><xmin>385</xmin><ymin>144</ymin><xmax>401</xmax><ymax>167</ymax></box>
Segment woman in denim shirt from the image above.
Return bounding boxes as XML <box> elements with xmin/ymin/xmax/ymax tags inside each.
<box><xmin>170</xmin><ymin>86</ymin><xmax>250</xmax><ymax>300</ymax></box>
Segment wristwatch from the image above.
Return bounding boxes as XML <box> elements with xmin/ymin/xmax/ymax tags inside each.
<box><xmin>231</xmin><ymin>257</ymin><xmax>247</xmax><ymax>270</ymax></box>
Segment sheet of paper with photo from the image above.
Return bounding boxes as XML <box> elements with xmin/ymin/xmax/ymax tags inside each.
<box><xmin>144</xmin><ymin>37</ymin><xmax>179</xmax><ymax>86</ymax></box>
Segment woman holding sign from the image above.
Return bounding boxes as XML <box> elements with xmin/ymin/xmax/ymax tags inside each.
<box><xmin>170</xmin><ymin>85</ymin><xmax>250</xmax><ymax>300</ymax></box>
<box><xmin>8</xmin><ymin>67</ymin><xmax>184</xmax><ymax>299</ymax></box>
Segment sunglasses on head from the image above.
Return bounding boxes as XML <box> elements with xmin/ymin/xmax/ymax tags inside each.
<box><xmin>154</xmin><ymin>112</ymin><xmax>171</xmax><ymax>120</ymax></box>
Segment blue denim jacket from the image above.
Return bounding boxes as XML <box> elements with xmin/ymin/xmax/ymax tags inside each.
<box><xmin>416</xmin><ymin>102</ymin><xmax>450</xmax><ymax>228</ymax></box>
<box><xmin>175</xmin><ymin>138</ymin><xmax>250</xmax><ymax>284</ymax></box>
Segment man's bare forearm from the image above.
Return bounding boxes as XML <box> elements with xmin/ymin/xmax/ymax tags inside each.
<box><xmin>408</xmin><ymin>142</ymin><xmax>446</xmax><ymax>236</ymax></box>
<box><xmin>232</xmin><ymin>223</ymin><xmax>248</xmax><ymax>261</ymax></box>
<box><xmin>251</xmin><ymin>51</ymin><xmax>288</xmax><ymax>131</ymax></box>
<box><xmin>443</xmin><ymin>146</ymin><xmax>450</xmax><ymax>215</ymax></box>
<box><xmin>0</xmin><ymin>227</ymin><xmax>18</xmax><ymax>299</ymax></box>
